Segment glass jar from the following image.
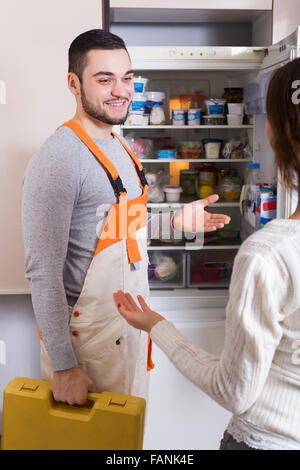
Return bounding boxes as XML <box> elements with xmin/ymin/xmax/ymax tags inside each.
<box><xmin>220</xmin><ymin>177</ymin><xmax>241</xmax><ymax>200</ymax></box>
<box><xmin>180</xmin><ymin>170</ymin><xmax>198</xmax><ymax>196</ymax></box>
<box><xmin>196</xmin><ymin>163</ymin><xmax>217</xmax><ymax>198</ymax></box>
<box><xmin>222</xmin><ymin>88</ymin><xmax>243</xmax><ymax>103</ymax></box>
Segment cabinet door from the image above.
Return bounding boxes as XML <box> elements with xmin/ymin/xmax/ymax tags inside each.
<box><xmin>143</xmin><ymin>319</ymin><xmax>232</xmax><ymax>450</ymax></box>
<box><xmin>273</xmin><ymin>0</ymin><xmax>300</xmax><ymax>43</ymax></box>
<box><xmin>0</xmin><ymin>0</ymin><xmax>103</xmax><ymax>292</ymax></box>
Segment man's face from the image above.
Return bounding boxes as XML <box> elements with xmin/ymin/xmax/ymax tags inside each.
<box><xmin>79</xmin><ymin>48</ymin><xmax>134</xmax><ymax>125</ymax></box>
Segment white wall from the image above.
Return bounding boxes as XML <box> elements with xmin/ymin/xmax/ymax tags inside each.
<box><xmin>0</xmin><ymin>0</ymin><xmax>102</xmax><ymax>291</ymax></box>
<box><xmin>273</xmin><ymin>0</ymin><xmax>300</xmax><ymax>43</ymax></box>
<box><xmin>0</xmin><ymin>0</ymin><xmax>103</xmax><ymax>432</ymax></box>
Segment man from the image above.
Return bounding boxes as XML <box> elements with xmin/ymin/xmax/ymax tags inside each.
<box><xmin>22</xmin><ymin>29</ymin><xmax>230</xmax><ymax>406</ymax></box>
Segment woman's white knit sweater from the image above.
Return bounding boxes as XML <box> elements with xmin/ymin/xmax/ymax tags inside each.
<box><xmin>150</xmin><ymin>219</ymin><xmax>300</xmax><ymax>449</ymax></box>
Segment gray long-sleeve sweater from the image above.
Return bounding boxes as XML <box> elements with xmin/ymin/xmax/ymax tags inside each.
<box><xmin>22</xmin><ymin>126</ymin><xmax>174</xmax><ymax>371</ymax></box>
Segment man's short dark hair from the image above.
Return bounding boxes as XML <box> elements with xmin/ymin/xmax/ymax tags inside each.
<box><xmin>68</xmin><ymin>29</ymin><xmax>128</xmax><ymax>82</ymax></box>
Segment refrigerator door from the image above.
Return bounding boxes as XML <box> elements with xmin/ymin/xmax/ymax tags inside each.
<box><xmin>245</xmin><ymin>27</ymin><xmax>300</xmax><ymax>219</ymax></box>
<box><xmin>260</xmin><ymin>26</ymin><xmax>300</xmax><ymax>72</ymax></box>
<box><xmin>144</xmin><ymin>291</ymin><xmax>231</xmax><ymax>450</ymax></box>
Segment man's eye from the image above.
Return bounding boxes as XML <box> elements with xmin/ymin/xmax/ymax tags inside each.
<box><xmin>98</xmin><ymin>79</ymin><xmax>109</xmax><ymax>83</ymax></box>
<box><xmin>125</xmin><ymin>76</ymin><xmax>133</xmax><ymax>81</ymax></box>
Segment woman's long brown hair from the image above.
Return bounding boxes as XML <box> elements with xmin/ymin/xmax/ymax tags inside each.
<box><xmin>266</xmin><ymin>58</ymin><xmax>300</xmax><ymax>190</ymax></box>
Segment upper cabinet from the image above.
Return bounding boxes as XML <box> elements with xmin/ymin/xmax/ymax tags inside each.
<box><xmin>110</xmin><ymin>0</ymin><xmax>272</xmax><ymax>9</ymax></box>
<box><xmin>273</xmin><ymin>0</ymin><xmax>300</xmax><ymax>43</ymax></box>
<box><xmin>110</xmin><ymin>3</ymin><xmax>273</xmax><ymax>47</ymax></box>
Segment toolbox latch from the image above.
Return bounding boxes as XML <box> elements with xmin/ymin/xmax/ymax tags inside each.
<box><xmin>20</xmin><ymin>382</ymin><xmax>39</xmax><ymax>392</ymax></box>
<box><xmin>109</xmin><ymin>397</ymin><xmax>127</xmax><ymax>407</ymax></box>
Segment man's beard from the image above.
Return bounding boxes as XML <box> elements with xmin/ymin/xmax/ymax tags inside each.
<box><xmin>80</xmin><ymin>84</ymin><xmax>130</xmax><ymax>125</ymax></box>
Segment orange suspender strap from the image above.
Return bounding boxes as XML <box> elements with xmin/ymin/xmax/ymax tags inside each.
<box><xmin>147</xmin><ymin>334</ymin><xmax>155</xmax><ymax>371</ymax></box>
<box><xmin>60</xmin><ymin>121</ymin><xmax>127</xmax><ymax>199</ymax></box>
<box><xmin>112</xmin><ymin>132</ymin><xmax>147</xmax><ymax>191</ymax></box>
<box><xmin>36</xmin><ymin>326</ymin><xmax>42</xmax><ymax>340</ymax></box>
<box><xmin>112</xmin><ymin>132</ymin><xmax>143</xmax><ymax>170</ymax></box>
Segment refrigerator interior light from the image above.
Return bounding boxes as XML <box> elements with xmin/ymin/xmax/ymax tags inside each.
<box><xmin>0</xmin><ymin>80</ymin><xmax>6</xmax><ymax>104</ymax></box>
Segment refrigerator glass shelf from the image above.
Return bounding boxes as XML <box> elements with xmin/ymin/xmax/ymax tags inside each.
<box><xmin>147</xmin><ymin>202</ymin><xmax>240</xmax><ymax>208</ymax></box>
<box><xmin>141</xmin><ymin>158</ymin><xmax>253</xmax><ymax>163</ymax></box>
<box><xmin>147</xmin><ymin>245</ymin><xmax>241</xmax><ymax>251</ymax></box>
<box><xmin>122</xmin><ymin>125</ymin><xmax>253</xmax><ymax>130</ymax></box>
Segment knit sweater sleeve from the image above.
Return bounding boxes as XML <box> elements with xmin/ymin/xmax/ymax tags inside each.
<box><xmin>150</xmin><ymin>252</ymin><xmax>284</xmax><ymax>415</ymax></box>
<box><xmin>22</xmin><ymin>145</ymin><xmax>79</xmax><ymax>371</ymax></box>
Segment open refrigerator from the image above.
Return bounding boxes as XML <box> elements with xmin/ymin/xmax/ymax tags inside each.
<box><xmin>115</xmin><ymin>28</ymin><xmax>300</xmax><ymax>449</ymax></box>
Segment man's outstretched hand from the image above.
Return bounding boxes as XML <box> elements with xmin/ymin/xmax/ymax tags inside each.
<box><xmin>173</xmin><ymin>194</ymin><xmax>231</xmax><ymax>233</ymax></box>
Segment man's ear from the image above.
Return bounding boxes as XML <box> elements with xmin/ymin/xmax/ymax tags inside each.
<box><xmin>67</xmin><ymin>72</ymin><xmax>81</xmax><ymax>97</ymax></box>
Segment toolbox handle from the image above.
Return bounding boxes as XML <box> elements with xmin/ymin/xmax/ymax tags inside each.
<box><xmin>49</xmin><ymin>392</ymin><xmax>100</xmax><ymax>419</ymax></box>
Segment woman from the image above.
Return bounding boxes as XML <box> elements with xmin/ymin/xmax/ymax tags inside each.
<box><xmin>114</xmin><ymin>58</ymin><xmax>300</xmax><ymax>450</ymax></box>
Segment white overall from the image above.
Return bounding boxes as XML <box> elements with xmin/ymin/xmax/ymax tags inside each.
<box><xmin>39</xmin><ymin>121</ymin><xmax>154</xmax><ymax>400</ymax></box>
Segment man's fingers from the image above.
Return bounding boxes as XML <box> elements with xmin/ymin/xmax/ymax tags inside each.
<box><xmin>209</xmin><ymin>214</ymin><xmax>231</xmax><ymax>224</ymax></box>
<box><xmin>88</xmin><ymin>380</ymin><xmax>97</xmax><ymax>393</ymax></box>
<box><xmin>199</xmin><ymin>194</ymin><xmax>219</xmax><ymax>207</ymax></box>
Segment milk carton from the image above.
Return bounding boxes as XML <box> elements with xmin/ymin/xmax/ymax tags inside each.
<box><xmin>257</xmin><ymin>189</ymin><xmax>277</xmax><ymax>228</ymax></box>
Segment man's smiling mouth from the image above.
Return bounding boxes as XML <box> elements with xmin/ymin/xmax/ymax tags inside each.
<box><xmin>105</xmin><ymin>100</ymin><xmax>128</xmax><ymax>107</ymax></box>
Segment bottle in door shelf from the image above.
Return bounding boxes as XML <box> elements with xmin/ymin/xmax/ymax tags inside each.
<box><xmin>257</xmin><ymin>189</ymin><xmax>277</xmax><ymax>228</ymax></box>
<box><xmin>243</xmin><ymin>164</ymin><xmax>277</xmax><ymax>230</ymax></box>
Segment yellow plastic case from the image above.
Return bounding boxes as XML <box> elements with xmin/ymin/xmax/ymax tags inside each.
<box><xmin>1</xmin><ymin>377</ymin><xmax>146</xmax><ymax>450</ymax></box>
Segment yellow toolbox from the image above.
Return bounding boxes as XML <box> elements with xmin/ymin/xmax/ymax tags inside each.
<box><xmin>1</xmin><ymin>377</ymin><xmax>146</xmax><ymax>450</ymax></box>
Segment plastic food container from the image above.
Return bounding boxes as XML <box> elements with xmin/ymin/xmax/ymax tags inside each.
<box><xmin>202</xmin><ymin>139</ymin><xmax>222</xmax><ymax>159</ymax></box>
<box><xmin>164</xmin><ymin>185</ymin><xmax>183</xmax><ymax>202</ymax></box>
<box><xmin>172</xmin><ymin>109</ymin><xmax>185</xmax><ymax>125</ymax></box>
<box><xmin>205</xmin><ymin>99</ymin><xmax>226</xmax><ymax>115</ymax></box>
<box><xmin>150</xmin><ymin>103</ymin><xmax>166</xmax><ymax>125</ymax></box>
<box><xmin>125</xmin><ymin>113</ymin><xmax>149</xmax><ymax>126</ymax></box>
<box><xmin>187</xmin><ymin>109</ymin><xmax>201</xmax><ymax>126</ymax></box>
<box><xmin>129</xmin><ymin>93</ymin><xmax>147</xmax><ymax>114</ymax></box>
<box><xmin>187</xmin><ymin>250</ymin><xmax>237</xmax><ymax>288</ymax></box>
<box><xmin>227</xmin><ymin>114</ymin><xmax>244</xmax><ymax>126</ymax></box>
<box><xmin>180</xmin><ymin>148</ymin><xmax>201</xmax><ymax>159</ymax></box>
<box><xmin>145</xmin><ymin>91</ymin><xmax>166</xmax><ymax>115</ymax></box>
<box><xmin>202</xmin><ymin>114</ymin><xmax>226</xmax><ymax>125</ymax></box>
<box><xmin>133</xmin><ymin>76</ymin><xmax>148</xmax><ymax>93</ymax></box>
<box><xmin>205</xmin><ymin>142</ymin><xmax>221</xmax><ymax>159</ymax></box>
<box><xmin>180</xmin><ymin>94</ymin><xmax>207</xmax><ymax>112</ymax></box>
<box><xmin>227</xmin><ymin>103</ymin><xmax>244</xmax><ymax>115</ymax></box>
<box><xmin>148</xmin><ymin>251</ymin><xmax>186</xmax><ymax>289</ymax></box>
<box><xmin>179</xmin><ymin>141</ymin><xmax>202</xmax><ymax>159</ymax></box>
<box><xmin>157</xmin><ymin>149</ymin><xmax>177</xmax><ymax>159</ymax></box>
